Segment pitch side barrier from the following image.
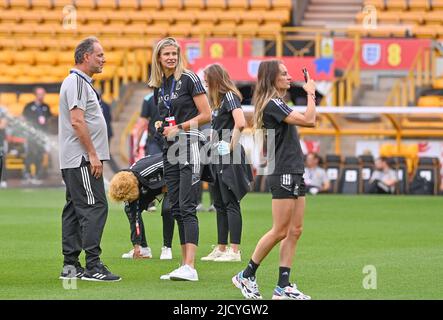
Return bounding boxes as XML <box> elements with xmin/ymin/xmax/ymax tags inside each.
<box><xmin>242</xmin><ymin>106</ymin><xmax>443</xmax><ymax>154</ymax></box>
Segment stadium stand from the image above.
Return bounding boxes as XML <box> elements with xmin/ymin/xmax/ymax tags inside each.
<box><xmin>388</xmin><ymin>156</ymin><xmax>409</xmax><ymax>194</ymax></box>
<box><xmin>325</xmin><ymin>154</ymin><xmax>342</xmax><ymax>194</ymax></box>
<box><xmin>338</xmin><ymin>156</ymin><xmax>362</xmax><ymax>194</ymax></box>
<box><xmin>410</xmin><ymin>157</ymin><xmax>441</xmax><ymax>194</ymax></box>
<box><xmin>359</xmin><ymin>154</ymin><xmax>375</xmax><ymax>193</ymax></box>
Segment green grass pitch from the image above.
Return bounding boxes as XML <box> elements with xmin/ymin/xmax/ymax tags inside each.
<box><xmin>0</xmin><ymin>189</ymin><xmax>442</xmax><ymax>299</ymax></box>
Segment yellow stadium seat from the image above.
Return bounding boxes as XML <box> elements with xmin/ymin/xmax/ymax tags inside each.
<box><xmin>163</xmin><ymin>0</ymin><xmax>183</xmax><ymax>10</ymax></box>
<box><xmin>53</xmin><ymin>0</ymin><xmax>75</xmax><ymax>9</ymax></box>
<box><xmin>211</xmin><ymin>23</ymin><xmax>237</xmax><ymax>37</ymax></box>
<box><xmin>2</xmin><ymin>64</ymin><xmax>26</xmax><ymax>76</ymax></box>
<box><xmin>44</xmin><ymin>93</ymin><xmax>60</xmax><ymax>107</ymax></box>
<box><xmin>18</xmin><ymin>39</ymin><xmax>45</xmax><ymax>50</ymax></box>
<box><xmin>168</xmin><ymin>24</ymin><xmax>193</xmax><ymax>37</ymax></box>
<box><xmin>241</xmin><ymin>10</ymin><xmax>264</xmax><ymax>24</ymax></box>
<box><xmin>119</xmin><ymin>24</ymin><xmax>143</xmax><ymax>37</ymax></box>
<box><xmin>0</xmin><ymin>23</ymin><xmax>15</xmax><ymax>36</ymax></box>
<box><xmin>227</xmin><ymin>0</ymin><xmax>249</xmax><ymax>10</ymax></box>
<box><xmin>128</xmin><ymin>10</ymin><xmax>153</xmax><ymax>24</ymax></box>
<box><xmin>83</xmin><ymin>10</ymin><xmax>110</xmax><ymax>24</ymax></box>
<box><xmin>0</xmin><ymin>39</ymin><xmax>17</xmax><ymax>49</ymax></box>
<box><xmin>412</xmin><ymin>25</ymin><xmax>438</xmax><ymax>38</ymax></box>
<box><xmin>107</xmin><ymin>11</ymin><xmax>132</xmax><ymax>24</ymax></box>
<box><xmin>139</xmin><ymin>0</ymin><xmax>162</xmax><ymax>10</ymax></box>
<box><xmin>433</xmin><ymin>77</ymin><xmax>443</xmax><ymax>89</ymax></box>
<box><xmin>96</xmin><ymin>0</ymin><xmax>117</xmax><ymax>10</ymax></box>
<box><xmin>32</xmin><ymin>0</ymin><xmax>54</xmax><ymax>9</ymax></box>
<box><xmin>425</xmin><ymin>11</ymin><xmax>443</xmax><ymax>25</ymax></box>
<box><xmin>13</xmin><ymin>51</ymin><xmax>36</xmax><ymax>65</ymax></box>
<box><xmin>377</xmin><ymin>11</ymin><xmax>401</xmax><ymax>24</ymax></box>
<box><xmin>263</xmin><ymin>9</ymin><xmax>291</xmax><ymax>24</ymax></box>
<box><xmin>0</xmin><ymin>93</ymin><xmax>18</xmax><ymax>105</ymax></box>
<box><xmin>34</xmin><ymin>51</ymin><xmax>58</xmax><ymax>65</ymax></box>
<box><xmin>18</xmin><ymin>93</ymin><xmax>36</xmax><ymax>106</ymax></box>
<box><xmin>6</xmin><ymin>103</ymin><xmax>26</xmax><ymax>116</ymax></box>
<box><xmin>401</xmin><ymin>11</ymin><xmax>425</xmax><ymax>24</ymax></box>
<box><xmin>118</xmin><ymin>0</ymin><xmax>139</xmax><ymax>10</ymax></box>
<box><xmin>184</xmin><ymin>0</ymin><xmax>205</xmax><ymax>10</ymax></box>
<box><xmin>250</xmin><ymin>0</ymin><xmax>271</xmax><ymax>10</ymax></box>
<box><xmin>9</xmin><ymin>0</ymin><xmax>32</xmax><ymax>9</ymax></box>
<box><xmin>0</xmin><ymin>51</ymin><xmax>14</xmax><ymax>65</ymax></box>
<box><xmin>0</xmin><ymin>10</ymin><xmax>23</xmax><ymax>23</ymax></box>
<box><xmin>0</xmin><ymin>75</ymin><xmax>15</xmax><ymax>83</ymax></box>
<box><xmin>174</xmin><ymin>10</ymin><xmax>197</xmax><ymax>24</ymax></box>
<box><xmin>409</xmin><ymin>0</ymin><xmax>431</xmax><ymax>11</ymax></box>
<box><xmin>206</xmin><ymin>0</ymin><xmax>227</xmax><ymax>10</ymax></box>
<box><xmin>432</xmin><ymin>0</ymin><xmax>443</xmax><ymax>9</ymax></box>
<box><xmin>58</xmin><ymin>51</ymin><xmax>74</xmax><ymax>65</ymax></box>
<box><xmin>151</xmin><ymin>11</ymin><xmax>177</xmax><ymax>24</ymax></box>
<box><xmin>417</xmin><ymin>95</ymin><xmax>443</xmax><ymax>107</ymax></box>
<box><xmin>20</xmin><ymin>10</ymin><xmax>46</xmax><ymax>24</ymax></box>
<box><xmin>257</xmin><ymin>22</ymin><xmax>282</xmax><ymax>37</ymax></box>
<box><xmin>74</xmin><ymin>0</ymin><xmax>97</xmax><ymax>9</ymax></box>
<box><xmin>104</xmin><ymin>51</ymin><xmax>123</xmax><ymax>65</ymax></box>
<box><xmin>219</xmin><ymin>11</ymin><xmax>241</xmax><ymax>25</ymax></box>
<box><xmin>272</xmin><ymin>0</ymin><xmax>292</xmax><ymax>10</ymax></box>
<box><xmin>364</xmin><ymin>0</ymin><xmax>385</xmax><ymax>10</ymax></box>
<box><xmin>196</xmin><ymin>10</ymin><xmax>219</xmax><ymax>26</ymax></box>
<box><xmin>236</xmin><ymin>23</ymin><xmax>259</xmax><ymax>36</ymax></box>
<box><xmin>386</xmin><ymin>0</ymin><xmax>408</xmax><ymax>11</ymax></box>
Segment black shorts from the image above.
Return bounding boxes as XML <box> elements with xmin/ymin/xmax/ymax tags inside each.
<box><xmin>268</xmin><ymin>174</ymin><xmax>306</xmax><ymax>199</ymax></box>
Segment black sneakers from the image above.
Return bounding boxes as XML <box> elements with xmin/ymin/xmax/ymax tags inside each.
<box><xmin>59</xmin><ymin>263</ymin><xmax>85</xmax><ymax>280</ymax></box>
<box><xmin>81</xmin><ymin>262</ymin><xmax>121</xmax><ymax>282</ymax></box>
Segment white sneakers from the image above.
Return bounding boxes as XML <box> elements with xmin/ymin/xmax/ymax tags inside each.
<box><xmin>122</xmin><ymin>247</ymin><xmax>173</xmax><ymax>260</ymax></box>
<box><xmin>201</xmin><ymin>246</ymin><xmax>225</xmax><ymax>261</ymax></box>
<box><xmin>160</xmin><ymin>246</ymin><xmax>172</xmax><ymax>260</ymax></box>
<box><xmin>169</xmin><ymin>264</ymin><xmax>199</xmax><ymax>281</ymax></box>
<box><xmin>201</xmin><ymin>246</ymin><xmax>241</xmax><ymax>262</ymax></box>
<box><xmin>214</xmin><ymin>248</ymin><xmax>241</xmax><ymax>262</ymax></box>
<box><xmin>121</xmin><ymin>246</ymin><xmax>152</xmax><ymax>259</ymax></box>
<box><xmin>161</xmin><ymin>265</ymin><xmax>199</xmax><ymax>281</ymax></box>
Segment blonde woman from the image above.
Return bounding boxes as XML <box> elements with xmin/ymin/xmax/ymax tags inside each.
<box><xmin>232</xmin><ymin>60</ymin><xmax>316</xmax><ymax>300</ymax></box>
<box><xmin>200</xmin><ymin>63</ymin><xmax>252</xmax><ymax>262</ymax></box>
<box><xmin>148</xmin><ymin>37</ymin><xmax>211</xmax><ymax>281</ymax></box>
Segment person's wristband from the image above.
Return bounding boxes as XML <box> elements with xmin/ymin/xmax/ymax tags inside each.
<box><xmin>307</xmin><ymin>93</ymin><xmax>316</xmax><ymax>101</ymax></box>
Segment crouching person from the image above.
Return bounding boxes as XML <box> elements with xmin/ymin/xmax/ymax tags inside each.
<box><xmin>109</xmin><ymin>153</ymin><xmax>174</xmax><ymax>260</ymax></box>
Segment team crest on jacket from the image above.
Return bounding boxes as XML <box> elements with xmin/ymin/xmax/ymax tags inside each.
<box><xmin>176</xmin><ymin>80</ymin><xmax>182</xmax><ymax>91</ymax></box>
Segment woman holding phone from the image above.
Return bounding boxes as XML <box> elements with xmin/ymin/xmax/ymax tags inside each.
<box><xmin>232</xmin><ymin>61</ymin><xmax>316</xmax><ymax>300</ymax></box>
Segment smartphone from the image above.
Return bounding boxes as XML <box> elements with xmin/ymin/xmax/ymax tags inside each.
<box><xmin>302</xmin><ymin>68</ymin><xmax>309</xmax><ymax>83</ymax></box>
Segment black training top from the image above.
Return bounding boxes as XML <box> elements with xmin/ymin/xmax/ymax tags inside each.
<box><xmin>127</xmin><ymin>153</ymin><xmax>164</xmax><ymax>210</ymax></box>
<box><xmin>262</xmin><ymin>98</ymin><xmax>304</xmax><ymax>175</ymax></box>
<box><xmin>211</xmin><ymin>91</ymin><xmax>242</xmax><ymax>142</ymax></box>
<box><xmin>154</xmin><ymin>70</ymin><xmax>206</xmax><ymax>139</ymax></box>
<box><xmin>22</xmin><ymin>101</ymin><xmax>52</xmax><ymax>132</ymax></box>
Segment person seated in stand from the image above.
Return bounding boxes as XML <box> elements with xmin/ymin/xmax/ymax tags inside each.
<box><xmin>367</xmin><ymin>157</ymin><xmax>397</xmax><ymax>194</ymax></box>
<box><xmin>303</xmin><ymin>153</ymin><xmax>330</xmax><ymax>195</ymax></box>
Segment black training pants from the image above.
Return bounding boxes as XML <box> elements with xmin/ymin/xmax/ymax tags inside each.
<box><xmin>163</xmin><ymin>140</ymin><xmax>201</xmax><ymax>246</ymax></box>
<box><xmin>212</xmin><ymin>169</ymin><xmax>242</xmax><ymax>245</ymax></box>
<box><xmin>61</xmin><ymin>160</ymin><xmax>108</xmax><ymax>269</ymax></box>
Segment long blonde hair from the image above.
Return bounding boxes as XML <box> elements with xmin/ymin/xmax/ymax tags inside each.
<box><xmin>148</xmin><ymin>37</ymin><xmax>187</xmax><ymax>88</ymax></box>
<box><xmin>253</xmin><ymin>60</ymin><xmax>283</xmax><ymax>130</ymax></box>
<box><xmin>203</xmin><ymin>63</ymin><xmax>242</xmax><ymax>110</ymax></box>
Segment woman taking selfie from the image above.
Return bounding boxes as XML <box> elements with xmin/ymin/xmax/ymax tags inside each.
<box><xmin>233</xmin><ymin>60</ymin><xmax>316</xmax><ymax>300</ymax></box>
